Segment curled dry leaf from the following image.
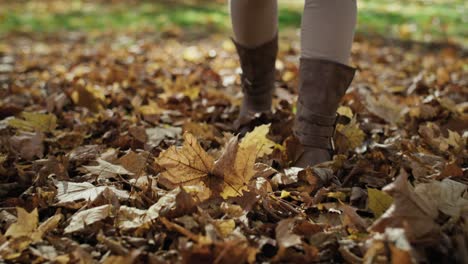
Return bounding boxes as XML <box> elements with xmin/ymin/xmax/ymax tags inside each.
<box><xmin>117</xmin><ymin>187</ymin><xmax>196</xmax><ymax>230</ymax></box>
<box><xmin>83</xmin><ymin>158</ymin><xmax>134</xmax><ymax>179</ymax></box>
<box><xmin>146</xmin><ymin>125</ymin><xmax>182</xmax><ymax>147</ymax></box>
<box><xmin>64</xmin><ymin>204</ymin><xmax>113</xmax><ymax>234</ymax></box>
<box><xmin>55</xmin><ymin>181</ymin><xmax>130</xmax><ymax>207</ymax></box>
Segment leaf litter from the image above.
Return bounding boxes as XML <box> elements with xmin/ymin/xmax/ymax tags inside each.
<box><xmin>0</xmin><ymin>30</ymin><xmax>467</xmax><ymax>263</ymax></box>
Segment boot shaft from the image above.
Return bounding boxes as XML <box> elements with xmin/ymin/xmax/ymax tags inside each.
<box><xmin>232</xmin><ymin>35</ymin><xmax>278</xmax><ymax>96</ymax></box>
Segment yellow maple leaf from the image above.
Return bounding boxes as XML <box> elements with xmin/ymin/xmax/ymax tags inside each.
<box><xmin>157</xmin><ymin>132</ymin><xmax>216</xmax><ymax>188</ymax></box>
<box><xmin>336</xmin><ymin>117</ymin><xmax>365</xmax><ymax>150</ymax></box>
<box><xmin>337</xmin><ymin>106</ymin><xmax>354</xmax><ymax>119</ymax></box>
<box><xmin>214</xmin><ymin>137</ymin><xmax>258</xmax><ymax>199</ymax></box>
<box><xmin>239</xmin><ymin>124</ymin><xmax>276</xmax><ymax>158</ymax></box>
<box><xmin>157</xmin><ymin>132</ymin><xmax>262</xmax><ymax>199</ymax></box>
<box><xmin>213</xmin><ymin>219</ymin><xmax>236</xmax><ymax>238</ymax></box>
<box><xmin>8</xmin><ymin>112</ymin><xmax>57</xmax><ymax>132</ymax></box>
<box><xmin>137</xmin><ymin>100</ymin><xmax>165</xmax><ymax>116</ymax></box>
<box><xmin>367</xmin><ymin>188</ymin><xmax>394</xmax><ymax>218</ymax></box>
<box><xmin>5</xmin><ymin>208</ymin><xmax>38</xmax><ymax>239</ymax></box>
<box><xmin>4</xmin><ymin>207</ymin><xmax>62</xmax><ymax>242</ymax></box>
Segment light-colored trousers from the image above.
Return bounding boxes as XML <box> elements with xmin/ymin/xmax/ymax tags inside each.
<box><xmin>229</xmin><ymin>0</ymin><xmax>357</xmax><ymax>65</ymax></box>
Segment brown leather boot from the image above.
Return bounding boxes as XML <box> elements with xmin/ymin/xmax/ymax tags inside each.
<box><xmin>293</xmin><ymin>58</ymin><xmax>356</xmax><ymax>168</ymax></box>
<box><xmin>232</xmin><ymin>35</ymin><xmax>278</xmax><ymax>133</ymax></box>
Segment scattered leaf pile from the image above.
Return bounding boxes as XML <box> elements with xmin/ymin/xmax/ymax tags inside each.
<box><xmin>0</xmin><ymin>31</ymin><xmax>467</xmax><ymax>263</ymax></box>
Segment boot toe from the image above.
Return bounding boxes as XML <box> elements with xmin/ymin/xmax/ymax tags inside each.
<box><xmin>293</xmin><ymin>147</ymin><xmax>331</xmax><ymax>168</ymax></box>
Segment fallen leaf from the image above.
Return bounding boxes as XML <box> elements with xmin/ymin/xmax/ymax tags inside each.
<box><xmin>239</xmin><ymin>124</ymin><xmax>276</xmax><ymax>158</ymax></box>
<box><xmin>146</xmin><ymin>125</ymin><xmax>182</xmax><ymax>147</ymax></box>
<box><xmin>276</xmin><ymin>218</ymin><xmax>302</xmax><ymax>248</ymax></box>
<box><xmin>117</xmin><ymin>150</ymin><xmax>149</xmax><ymax>176</ymax></box>
<box><xmin>336</xmin><ymin>117</ymin><xmax>365</xmax><ymax>151</ymax></box>
<box><xmin>83</xmin><ymin>158</ymin><xmax>134</xmax><ymax>179</ymax></box>
<box><xmin>9</xmin><ymin>132</ymin><xmax>45</xmax><ymax>160</ymax></box>
<box><xmin>33</xmin><ymin>214</ymin><xmax>63</xmax><ymax>242</ymax></box>
<box><xmin>70</xmin><ymin>84</ymin><xmax>105</xmax><ymax>112</ymax></box>
<box><xmin>414</xmin><ymin>179</ymin><xmax>468</xmax><ymax>221</ymax></box>
<box><xmin>157</xmin><ymin>132</ymin><xmax>215</xmax><ymax>187</ymax></box>
<box><xmin>370</xmin><ymin>169</ymin><xmax>441</xmax><ymax>242</ymax></box>
<box><xmin>213</xmin><ymin>219</ymin><xmax>235</xmax><ymax>238</ymax></box>
<box><xmin>214</xmin><ymin>136</ymin><xmax>257</xmax><ymax>199</ymax></box>
<box><xmin>5</xmin><ymin>208</ymin><xmax>38</xmax><ymax>239</ymax></box>
<box><xmin>365</xmin><ymin>93</ymin><xmax>407</xmax><ymax>125</ymax></box>
<box><xmin>8</xmin><ymin>112</ymin><xmax>57</xmax><ymax>132</ymax></box>
<box><xmin>55</xmin><ymin>181</ymin><xmax>130</xmax><ymax>206</ymax></box>
<box><xmin>368</xmin><ymin>187</ymin><xmax>394</xmax><ymax>218</ymax></box>
<box><xmin>64</xmin><ymin>205</ymin><xmax>112</xmax><ymax>233</ymax></box>
<box><xmin>117</xmin><ymin>187</ymin><xmax>196</xmax><ymax>230</ymax></box>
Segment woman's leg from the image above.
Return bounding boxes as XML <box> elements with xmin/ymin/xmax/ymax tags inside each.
<box><xmin>229</xmin><ymin>0</ymin><xmax>279</xmax><ymax>130</ymax></box>
<box><xmin>293</xmin><ymin>0</ymin><xmax>357</xmax><ymax>167</ymax></box>
<box><xmin>230</xmin><ymin>0</ymin><xmax>278</xmax><ymax>48</ymax></box>
<box><xmin>301</xmin><ymin>0</ymin><xmax>357</xmax><ymax>65</ymax></box>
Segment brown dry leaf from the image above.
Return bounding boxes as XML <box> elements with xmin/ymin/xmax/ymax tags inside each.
<box><xmin>117</xmin><ymin>150</ymin><xmax>149</xmax><ymax>176</ymax></box>
<box><xmin>414</xmin><ymin>179</ymin><xmax>468</xmax><ymax>221</ymax></box>
<box><xmin>102</xmin><ymin>250</ymin><xmax>141</xmax><ymax>264</ymax></box>
<box><xmin>341</xmin><ymin>202</ymin><xmax>369</xmax><ymax>232</ymax></box>
<box><xmin>9</xmin><ymin>131</ymin><xmax>45</xmax><ymax>160</ymax></box>
<box><xmin>8</xmin><ymin>112</ymin><xmax>57</xmax><ymax>132</ymax></box>
<box><xmin>4</xmin><ymin>207</ymin><xmax>38</xmax><ymax>239</ymax></box>
<box><xmin>276</xmin><ymin>218</ymin><xmax>302</xmax><ymax>248</ymax></box>
<box><xmin>364</xmin><ymin>228</ymin><xmax>414</xmax><ymax>264</ymax></box>
<box><xmin>83</xmin><ymin>158</ymin><xmax>134</xmax><ymax>179</ymax></box>
<box><xmin>64</xmin><ymin>204</ymin><xmax>113</xmax><ymax>234</ymax></box>
<box><xmin>370</xmin><ymin>169</ymin><xmax>441</xmax><ymax>242</ymax></box>
<box><xmin>365</xmin><ymin>93</ymin><xmax>407</xmax><ymax>125</ymax></box>
<box><xmin>70</xmin><ymin>84</ymin><xmax>105</xmax><ymax>112</ymax></box>
<box><xmin>418</xmin><ymin>122</ymin><xmax>449</xmax><ymax>152</ymax></box>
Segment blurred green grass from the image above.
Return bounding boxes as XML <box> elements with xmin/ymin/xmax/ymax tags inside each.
<box><xmin>0</xmin><ymin>0</ymin><xmax>466</xmax><ymax>46</ymax></box>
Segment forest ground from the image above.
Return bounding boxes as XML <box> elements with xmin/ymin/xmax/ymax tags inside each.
<box><xmin>0</xmin><ymin>0</ymin><xmax>467</xmax><ymax>263</ymax></box>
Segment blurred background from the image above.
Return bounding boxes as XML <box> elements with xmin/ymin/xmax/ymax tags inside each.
<box><xmin>0</xmin><ymin>0</ymin><xmax>466</xmax><ymax>47</ymax></box>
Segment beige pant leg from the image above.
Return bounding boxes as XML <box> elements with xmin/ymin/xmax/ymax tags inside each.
<box><xmin>301</xmin><ymin>0</ymin><xmax>357</xmax><ymax>65</ymax></box>
<box><xmin>229</xmin><ymin>0</ymin><xmax>278</xmax><ymax>48</ymax></box>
